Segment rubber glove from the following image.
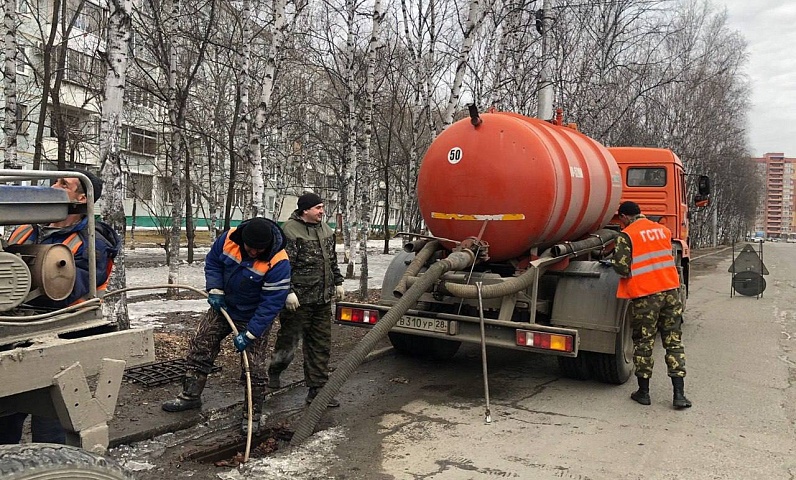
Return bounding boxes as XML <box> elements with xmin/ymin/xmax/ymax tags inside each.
<box><xmin>335</xmin><ymin>285</ymin><xmax>345</xmax><ymax>299</ymax></box>
<box><xmin>233</xmin><ymin>331</ymin><xmax>256</xmax><ymax>352</ymax></box>
<box><xmin>285</xmin><ymin>292</ymin><xmax>300</xmax><ymax>312</ymax></box>
<box><xmin>207</xmin><ymin>291</ymin><xmax>227</xmax><ymax>312</ymax></box>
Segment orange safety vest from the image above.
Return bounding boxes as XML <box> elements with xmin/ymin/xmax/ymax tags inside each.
<box><xmin>8</xmin><ymin>224</ymin><xmax>114</xmax><ymax>300</ymax></box>
<box><xmin>616</xmin><ymin>218</ymin><xmax>680</xmax><ymax>299</ymax></box>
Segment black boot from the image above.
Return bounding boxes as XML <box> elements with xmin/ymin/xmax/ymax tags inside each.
<box><xmin>671</xmin><ymin>376</ymin><xmax>692</xmax><ymax>409</ymax></box>
<box><xmin>306</xmin><ymin>386</ymin><xmax>340</xmax><ymax>408</ymax></box>
<box><xmin>267</xmin><ymin>371</ymin><xmax>281</xmax><ymax>390</ymax></box>
<box><xmin>241</xmin><ymin>383</ymin><xmax>266</xmax><ymax>435</ymax></box>
<box><xmin>162</xmin><ymin>372</ymin><xmax>207</xmax><ymax>412</ymax></box>
<box><xmin>630</xmin><ymin>377</ymin><xmax>651</xmax><ymax>405</ymax></box>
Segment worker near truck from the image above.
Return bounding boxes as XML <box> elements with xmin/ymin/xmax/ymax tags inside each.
<box><xmin>0</xmin><ymin>170</ymin><xmax>120</xmax><ymax>444</ymax></box>
<box><xmin>267</xmin><ymin>192</ymin><xmax>345</xmax><ymax>407</ymax></box>
<box><xmin>611</xmin><ymin>201</ymin><xmax>692</xmax><ymax>409</ymax></box>
<box><xmin>162</xmin><ymin>217</ymin><xmax>291</xmax><ymax>435</ymax></box>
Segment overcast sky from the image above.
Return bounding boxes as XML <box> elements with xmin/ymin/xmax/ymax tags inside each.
<box><xmin>718</xmin><ymin>0</ymin><xmax>796</xmax><ymax>157</ymax></box>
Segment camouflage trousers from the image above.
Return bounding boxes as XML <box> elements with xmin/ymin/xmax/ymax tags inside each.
<box><xmin>268</xmin><ymin>302</ymin><xmax>333</xmax><ymax>388</ymax></box>
<box><xmin>629</xmin><ymin>289</ymin><xmax>686</xmax><ymax>379</ymax></box>
<box><xmin>186</xmin><ymin>308</ymin><xmax>272</xmax><ymax>387</ymax></box>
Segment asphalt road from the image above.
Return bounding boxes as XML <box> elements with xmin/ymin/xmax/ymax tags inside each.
<box><xmin>116</xmin><ymin>243</ymin><xmax>796</xmax><ymax>479</ymax></box>
<box><xmin>321</xmin><ymin>243</ymin><xmax>795</xmax><ymax>479</ymax></box>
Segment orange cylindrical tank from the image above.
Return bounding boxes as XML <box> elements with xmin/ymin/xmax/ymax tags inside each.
<box><xmin>417</xmin><ymin>112</ymin><xmax>622</xmax><ymax>261</ymax></box>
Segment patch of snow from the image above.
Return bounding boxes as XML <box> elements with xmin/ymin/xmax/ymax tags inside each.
<box><xmin>216</xmin><ymin>427</ymin><xmax>346</xmax><ymax>480</ymax></box>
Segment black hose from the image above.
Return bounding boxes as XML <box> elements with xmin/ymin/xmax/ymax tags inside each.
<box><xmin>393</xmin><ymin>240</ymin><xmax>440</xmax><ymax>298</ymax></box>
<box><xmin>290</xmin><ymin>249</ymin><xmax>476</xmax><ymax>446</ymax></box>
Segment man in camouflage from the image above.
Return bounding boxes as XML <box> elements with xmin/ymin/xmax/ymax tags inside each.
<box><xmin>268</xmin><ymin>192</ymin><xmax>345</xmax><ymax>406</ymax></box>
<box><xmin>611</xmin><ymin>201</ymin><xmax>691</xmax><ymax>409</ymax></box>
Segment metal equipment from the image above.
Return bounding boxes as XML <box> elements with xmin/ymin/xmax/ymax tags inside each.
<box><xmin>0</xmin><ymin>170</ymin><xmax>154</xmax><ymax>454</ymax></box>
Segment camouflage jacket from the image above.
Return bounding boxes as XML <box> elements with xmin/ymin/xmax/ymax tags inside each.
<box><xmin>282</xmin><ymin>210</ymin><xmax>343</xmax><ymax>305</ymax></box>
<box><xmin>612</xmin><ymin>214</ymin><xmax>646</xmax><ymax>277</ymax></box>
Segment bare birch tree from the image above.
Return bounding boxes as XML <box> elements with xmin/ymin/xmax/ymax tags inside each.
<box><xmin>3</xmin><ymin>0</ymin><xmax>19</xmax><ymax>168</ymax></box>
<box><xmin>98</xmin><ymin>0</ymin><xmax>133</xmax><ymax>328</ymax></box>
<box><xmin>355</xmin><ymin>0</ymin><xmax>384</xmax><ymax>297</ymax></box>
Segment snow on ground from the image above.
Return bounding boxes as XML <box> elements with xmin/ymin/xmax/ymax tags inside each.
<box><xmin>124</xmin><ymin>239</ymin><xmax>406</xmax><ymax>329</ymax></box>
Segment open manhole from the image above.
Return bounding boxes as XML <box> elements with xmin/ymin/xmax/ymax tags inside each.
<box><xmin>183</xmin><ymin>425</ymin><xmax>294</xmax><ymax>467</ymax></box>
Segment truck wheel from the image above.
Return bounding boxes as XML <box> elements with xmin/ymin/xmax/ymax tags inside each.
<box><xmin>558</xmin><ymin>353</ymin><xmax>592</xmax><ymax>380</ymax></box>
<box><xmin>388</xmin><ymin>332</ymin><xmax>461</xmax><ymax>360</ymax></box>
<box><xmin>0</xmin><ymin>444</ymin><xmax>133</xmax><ymax>479</ymax></box>
<box><xmin>591</xmin><ymin>305</ymin><xmax>634</xmax><ymax>384</ymax></box>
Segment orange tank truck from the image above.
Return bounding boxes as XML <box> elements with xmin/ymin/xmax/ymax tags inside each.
<box><xmin>335</xmin><ymin>110</ymin><xmax>710</xmax><ymax>385</ymax></box>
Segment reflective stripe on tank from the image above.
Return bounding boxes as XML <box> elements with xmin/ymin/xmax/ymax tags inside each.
<box><xmin>430</xmin><ymin>212</ymin><xmax>525</xmax><ymax>221</ymax></box>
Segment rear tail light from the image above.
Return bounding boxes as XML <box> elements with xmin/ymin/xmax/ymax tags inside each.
<box><xmin>516</xmin><ymin>329</ymin><xmax>574</xmax><ymax>353</ymax></box>
<box><xmin>337</xmin><ymin>307</ymin><xmax>380</xmax><ymax>325</ymax></box>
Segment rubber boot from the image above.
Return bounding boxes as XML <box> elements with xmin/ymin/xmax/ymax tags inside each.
<box><xmin>267</xmin><ymin>371</ymin><xmax>281</xmax><ymax>390</ymax></box>
<box><xmin>672</xmin><ymin>376</ymin><xmax>692</xmax><ymax>409</ymax></box>
<box><xmin>306</xmin><ymin>386</ymin><xmax>340</xmax><ymax>408</ymax></box>
<box><xmin>162</xmin><ymin>372</ymin><xmax>207</xmax><ymax>412</ymax></box>
<box><xmin>630</xmin><ymin>377</ymin><xmax>651</xmax><ymax>405</ymax></box>
<box><xmin>241</xmin><ymin>383</ymin><xmax>266</xmax><ymax>435</ymax></box>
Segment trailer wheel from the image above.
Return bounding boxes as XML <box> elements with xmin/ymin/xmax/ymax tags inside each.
<box><xmin>388</xmin><ymin>332</ymin><xmax>461</xmax><ymax>360</ymax></box>
<box><xmin>591</xmin><ymin>304</ymin><xmax>634</xmax><ymax>384</ymax></box>
<box><xmin>0</xmin><ymin>444</ymin><xmax>133</xmax><ymax>480</ymax></box>
<box><xmin>557</xmin><ymin>353</ymin><xmax>592</xmax><ymax>380</ymax></box>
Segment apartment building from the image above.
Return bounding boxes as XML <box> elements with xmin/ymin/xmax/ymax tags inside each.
<box><xmin>751</xmin><ymin>153</ymin><xmax>796</xmax><ymax>239</ymax></box>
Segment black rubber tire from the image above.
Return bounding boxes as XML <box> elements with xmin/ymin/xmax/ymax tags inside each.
<box><xmin>388</xmin><ymin>332</ymin><xmax>461</xmax><ymax>360</ymax></box>
<box><xmin>558</xmin><ymin>353</ymin><xmax>592</xmax><ymax>380</ymax></box>
<box><xmin>591</xmin><ymin>304</ymin><xmax>634</xmax><ymax>385</ymax></box>
<box><xmin>0</xmin><ymin>444</ymin><xmax>133</xmax><ymax>479</ymax></box>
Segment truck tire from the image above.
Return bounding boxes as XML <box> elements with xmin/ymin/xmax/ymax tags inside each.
<box><xmin>558</xmin><ymin>353</ymin><xmax>592</xmax><ymax>380</ymax></box>
<box><xmin>591</xmin><ymin>305</ymin><xmax>634</xmax><ymax>384</ymax></box>
<box><xmin>0</xmin><ymin>444</ymin><xmax>133</xmax><ymax>480</ymax></box>
<box><xmin>388</xmin><ymin>332</ymin><xmax>461</xmax><ymax>360</ymax></box>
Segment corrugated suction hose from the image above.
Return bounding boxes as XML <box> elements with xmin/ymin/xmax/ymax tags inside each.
<box><xmin>290</xmin><ymin>249</ymin><xmax>476</xmax><ymax>446</ymax></box>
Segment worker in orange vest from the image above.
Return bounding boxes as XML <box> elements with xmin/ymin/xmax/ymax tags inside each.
<box><xmin>0</xmin><ymin>170</ymin><xmax>120</xmax><ymax>445</ymax></box>
<box><xmin>611</xmin><ymin>201</ymin><xmax>691</xmax><ymax>409</ymax></box>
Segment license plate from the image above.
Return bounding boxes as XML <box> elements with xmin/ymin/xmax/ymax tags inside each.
<box><xmin>396</xmin><ymin>316</ymin><xmax>449</xmax><ymax>333</ymax></box>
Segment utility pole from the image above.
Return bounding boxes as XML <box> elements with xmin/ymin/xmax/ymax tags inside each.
<box><xmin>536</xmin><ymin>0</ymin><xmax>554</xmax><ymax>120</ymax></box>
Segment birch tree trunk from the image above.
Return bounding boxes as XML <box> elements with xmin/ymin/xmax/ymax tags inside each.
<box><xmin>3</xmin><ymin>0</ymin><xmax>18</xmax><ymax>168</ymax></box>
<box><xmin>167</xmin><ymin>0</ymin><xmax>184</xmax><ymax>295</ymax></box>
<box><xmin>440</xmin><ymin>0</ymin><xmax>487</xmax><ymax>128</ymax></box>
<box><xmin>98</xmin><ymin>0</ymin><xmax>133</xmax><ymax>329</ymax></box>
<box><xmin>249</xmin><ymin>0</ymin><xmax>287</xmax><ymax>218</ymax></box>
<box><xmin>356</xmin><ymin>0</ymin><xmax>384</xmax><ymax>298</ymax></box>
<box><xmin>237</xmin><ymin>0</ymin><xmax>254</xmax><ymax>216</ymax></box>
<box><xmin>343</xmin><ymin>0</ymin><xmax>357</xmax><ymax>279</ymax></box>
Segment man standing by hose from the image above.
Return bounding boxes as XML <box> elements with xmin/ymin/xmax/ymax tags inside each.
<box><xmin>162</xmin><ymin>217</ymin><xmax>291</xmax><ymax>434</ymax></box>
<box><xmin>611</xmin><ymin>201</ymin><xmax>692</xmax><ymax>409</ymax></box>
<box><xmin>267</xmin><ymin>193</ymin><xmax>345</xmax><ymax>407</ymax></box>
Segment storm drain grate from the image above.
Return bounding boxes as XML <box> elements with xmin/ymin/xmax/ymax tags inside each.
<box><xmin>123</xmin><ymin>358</ymin><xmax>222</xmax><ymax>387</ymax></box>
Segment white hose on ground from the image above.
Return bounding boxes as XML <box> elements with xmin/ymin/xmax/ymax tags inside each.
<box><xmin>103</xmin><ymin>284</ymin><xmax>254</xmax><ymax>462</ymax></box>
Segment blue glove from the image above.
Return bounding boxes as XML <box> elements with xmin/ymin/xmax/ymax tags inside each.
<box><xmin>598</xmin><ymin>259</ymin><xmax>613</xmax><ymax>268</ymax></box>
<box><xmin>233</xmin><ymin>331</ymin><xmax>256</xmax><ymax>352</ymax></box>
<box><xmin>208</xmin><ymin>293</ymin><xmax>227</xmax><ymax>312</ymax></box>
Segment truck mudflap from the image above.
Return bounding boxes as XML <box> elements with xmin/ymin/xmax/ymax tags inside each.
<box><xmin>0</xmin><ymin>328</ymin><xmax>156</xmax><ymax>453</ymax></box>
<box><xmin>335</xmin><ymin>301</ymin><xmax>580</xmax><ymax>357</ymax></box>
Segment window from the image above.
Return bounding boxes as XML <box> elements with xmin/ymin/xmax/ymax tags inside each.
<box><xmin>16</xmin><ymin>47</ymin><xmax>26</xmax><ymax>74</ymax></box>
<box><xmin>65</xmin><ymin>48</ymin><xmax>102</xmax><ymax>83</ymax></box>
<box><xmin>72</xmin><ymin>1</ymin><xmax>103</xmax><ymax>34</ymax></box>
<box><xmin>122</xmin><ymin>126</ymin><xmax>157</xmax><ymax>156</ymax></box>
<box><xmin>15</xmin><ymin>103</ymin><xmax>29</xmax><ymax>133</ymax></box>
<box><xmin>126</xmin><ymin>85</ymin><xmax>155</xmax><ymax>109</ymax></box>
<box><xmin>125</xmin><ymin>173</ymin><xmax>153</xmax><ymax>200</ymax></box>
<box><xmin>627</xmin><ymin>167</ymin><xmax>666</xmax><ymax>187</ymax></box>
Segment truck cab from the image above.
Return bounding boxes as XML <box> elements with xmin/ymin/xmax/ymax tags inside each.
<box><xmin>607</xmin><ymin>147</ymin><xmax>710</xmax><ymax>296</ymax></box>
